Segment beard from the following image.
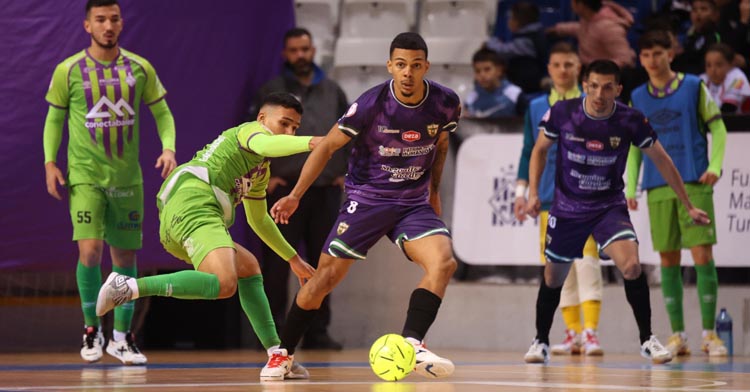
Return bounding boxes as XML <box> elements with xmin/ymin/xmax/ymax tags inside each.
<box><xmin>93</xmin><ymin>35</ymin><xmax>118</xmax><ymax>49</ymax></box>
<box><xmin>290</xmin><ymin>59</ymin><xmax>313</xmax><ymax>76</ymax></box>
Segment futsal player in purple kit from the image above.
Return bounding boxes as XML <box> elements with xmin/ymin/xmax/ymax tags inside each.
<box><xmin>522</xmin><ymin>60</ymin><xmax>711</xmax><ymax>365</ymax></box>
<box><xmin>259</xmin><ymin>32</ymin><xmax>461</xmax><ymax>381</ymax></box>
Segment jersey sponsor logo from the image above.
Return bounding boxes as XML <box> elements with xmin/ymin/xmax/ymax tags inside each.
<box><xmin>609</xmin><ymin>136</ymin><xmax>621</xmax><ymax>148</ymax></box>
<box><xmin>381</xmin><ymin>164</ymin><xmax>425</xmax><ymax>181</ymax></box>
<box><xmin>125</xmin><ymin>72</ymin><xmax>136</xmax><ymax>87</ymax></box>
<box><xmin>648</xmin><ymin>109</ymin><xmax>681</xmax><ymax>125</ymax></box>
<box><xmin>377</xmin><ymin>125</ymin><xmax>401</xmax><ymax>134</ymax></box>
<box><xmin>344</xmin><ymin>103</ymin><xmax>358</xmax><ymax>118</ymax></box>
<box><xmin>565</xmin><ymin>133</ymin><xmax>585</xmax><ymax>142</ymax></box>
<box><xmin>128</xmin><ymin>210</ymin><xmax>140</xmax><ymax>221</ymax></box>
<box><xmin>426</xmin><ymin>123</ymin><xmax>439</xmax><ymax>137</ymax></box>
<box><xmin>402</xmin><ymin>131</ymin><xmax>421</xmax><ymax>142</ymax></box>
<box><xmin>378</xmin><ymin>146</ymin><xmax>402</xmax><ymax>157</ymax></box>
<box><xmin>402</xmin><ymin>145</ymin><xmax>435</xmax><ymax>157</ymax></box>
<box><xmin>85</xmin><ymin>97</ymin><xmax>136</xmax><ymax>129</ymax></box>
<box><xmin>585</xmin><ymin>140</ymin><xmax>604</xmax><ymax>151</ymax></box>
<box><xmin>337</xmin><ymin>221</ymin><xmax>349</xmax><ymax>235</ymax></box>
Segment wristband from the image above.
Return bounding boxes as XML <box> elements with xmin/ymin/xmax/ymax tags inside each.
<box><xmin>515</xmin><ymin>184</ymin><xmax>527</xmax><ymax>198</ymax></box>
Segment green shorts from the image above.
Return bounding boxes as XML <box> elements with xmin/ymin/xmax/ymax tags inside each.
<box><xmin>647</xmin><ymin>183</ymin><xmax>717</xmax><ymax>252</ymax></box>
<box><xmin>158</xmin><ymin>178</ymin><xmax>235</xmax><ymax>269</ymax></box>
<box><xmin>69</xmin><ymin>184</ymin><xmax>143</xmax><ymax>250</ymax></box>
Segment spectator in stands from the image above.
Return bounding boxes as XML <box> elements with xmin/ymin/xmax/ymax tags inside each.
<box><xmin>247</xmin><ymin>27</ymin><xmax>348</xmax><ymax>350</ymax></box>
<box><xmin>547</xmin><ymin>0</ymin><xmax>635</xmax><ymax>69</ymax></box>
<box><xmin>714</xmin><ymin>0</ymin><xmax>748</xmax><ymax>67</ymax></box>
<box><xmin>485</xmin><ymin>1</ymin><xmax>547</xmax><ymax>93</ymax></box>
<box><xmin>672</xmin><ymin>0</ymin><xmax>722</xmax><ymax>75</ymax></box>
<box><xmin>701</xmin><ymin>43</ymin><xmax>750</xmax><ymax>113</ymax></box>
<box><xmin>464</xmin><ymin>49</ymin><xmax>522</xmax><ymax>119</ymax></box>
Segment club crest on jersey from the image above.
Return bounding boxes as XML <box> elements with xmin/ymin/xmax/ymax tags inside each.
<box><xmin>402</xmin><ymin>130</ymin><xmax>421</xmax><ymax>142</ymax></box>
<box><xmin>586</xmin><ymin>140</ymin><xmax>604</xmax><ymax>151</ymax></box>
<box><xmin>426</xmin><ymin>123</ymin><xmax>439</xmax><ymax>137</ymax></box>
<box><xmin>337</xmin><ymin>222</ymin><xmax>349</xmax><ymax>235</ymax></box>
<box><xmin>609</xmin><ymin>136</ymin><xmax>621</xmax><ymax>148</ymax></box>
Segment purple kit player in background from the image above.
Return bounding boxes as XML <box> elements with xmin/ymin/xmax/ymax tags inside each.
<box><xmin>522</xmin><ymin>60</ymin><xmax>710</xmax><ymax>365</ymax></box>
<box><xmin>259</xmin><ymin>32</ymin><xmax>460</xmax><ymax>381</ymax></box>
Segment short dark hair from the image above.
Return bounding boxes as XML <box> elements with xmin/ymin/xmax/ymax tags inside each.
<box><xmin>574</xmin><ymin>0</ymin><xmax>602</xmax><ymax>12</ymax></box>
<box><xmin>706</xmin><ymin>42</ymin><xmax>735</xmax><ymax>63</ymax></box>
<box><xmin>511</xmin><ymin>2</ymin><xmax>540</xmax><ymax>27</ymax></box>
<box><xmin>693</xmin><ymin>0</ymin><xmax>717</xmax><ymax>9</ymax></box>
<box><xmin>583</xmin><ymin>59</ymin><xmax>621</xmax><ymax>83</ymax></box>
<box><xmin>549</xmin><ymin>42</ymin><xmax>577</xmax><ymax>57</ymax></box>
<box><xmin>472</xmin><ymin>48</ymin><xmax>505</xmax><ymax>67</ymax></box>
<box><xmin>86</xmin><ymin>0</ymin><xmax>118</xmax><ymax>14</ymax></box>
<box><xmin>283</xmin><ymin>27</ymin><xmax>312</xmax><ymax>46</ymax></box>
<box><xmin>638</xmin><ymin>29</ymin><xmax>672</xmax><ymax>51</ymax></box>
<box><xmin>261</xmin><ymin>92</ymin><xmax>304</xmax><ymax>115</ymax></box>
<box><xmin>390</xmin><ymin>32</ymin><xmax>428</xmax><ymax>59</ymax></box>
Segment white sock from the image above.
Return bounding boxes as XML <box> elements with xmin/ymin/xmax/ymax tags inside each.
<box><xmin>126</xmin><ymin>278</ymin><xmax>140</xmax><ymax>300</ymax></box>
<box><xmin>113</xmin><ymin>330</ymin><xmax>127</xmax><ymax>342</ymax></box>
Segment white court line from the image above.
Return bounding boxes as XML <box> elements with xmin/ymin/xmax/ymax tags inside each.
<box><xmin>2</xmin><ymin>380</ymin><xmax>744</xmax><ymax>391</ymax></box>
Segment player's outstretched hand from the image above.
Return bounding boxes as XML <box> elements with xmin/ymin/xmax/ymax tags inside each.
<box><xmin>271</xmin><ymin>195</ymin><xmax>300</xmax><ymax>224</ymax></box>
<box><xmin>45</xmin><ymin>162</ymin><xmax>66</xmax><ymax>200</ymax></box>
<box><xmin>155</xmin><ymin>149</ymin><xmax>177</xmax><ymax>179</ymax></box>
<box><xmin>287</xmin><ymin>254</ymin><xmax>316</xmax><ymax>286</ymax></box>
<box><xmin>514</xmin><ymin>196</ymin><xmax>527</xmax><ymax>222</ymax></box>
<box><xmin>627</xmin><ymin>198</ymin><xmax>638</xmax><ymax>211</ymax></box>
<box><xmin>689</xmin><ymin>207</ymin><xmax>711</xmax><ymax>225</ymax></box>
<box><xmin>525</xmin><ymin>195</ymin><xmax>541</xmax><ymax>218</ymax></box>
<box><xmin>698</xmin><ymin>171</ymin><xmax>719</xmax><ymax>186</ymax></box>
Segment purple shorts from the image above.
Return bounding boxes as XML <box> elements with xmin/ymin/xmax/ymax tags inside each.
<box><xmin>323</xmin><ymin>198</ymin><xmax>450</xmax><ymax>260</ymax></box>
<box><xmin>544</xmin><ymin>205</ymin><xmax>638</xmax><ymax>263</ymax></box>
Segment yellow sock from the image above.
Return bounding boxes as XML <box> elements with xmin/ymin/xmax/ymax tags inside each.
<box><xmin>581</xmin><ymin>300</ymin><xmax>601</xmax><ymax>330</ymax></box>
<box><xmin>561</xmin><ymin>305</ymin><xmax>582</xmax><ymax>334</ymax></box>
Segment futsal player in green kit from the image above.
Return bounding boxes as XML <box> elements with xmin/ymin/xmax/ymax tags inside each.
<box><xmin>43</xmin><ymin>0</ymin><xmax>177</xmax><ymax>364</ymax></box>
<box><xmin>96</xmin><ymin>92</ymin><xmax>318</xmax><ymax>379</ymax></box>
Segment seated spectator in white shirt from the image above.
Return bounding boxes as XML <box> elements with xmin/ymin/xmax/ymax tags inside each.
<box><xmin>701</xmin><ymin>42</ymin><xmax>750</xmax><ymax>113</ymax></box>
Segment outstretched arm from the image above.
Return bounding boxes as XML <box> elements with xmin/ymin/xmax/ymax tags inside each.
<box><xmin>271</xmin><ymin>124</ymin><xmax>351</xmax><ymax>224</ymax></box>
<box><xmin>149</xmin><ymin>100</ymin><xmax>177</xmax><ymax>178</ymax></box>
<box><xmin>641</xmin><ymin>141</ymin><xmax>710</xmax><ymax>225</ymax></box>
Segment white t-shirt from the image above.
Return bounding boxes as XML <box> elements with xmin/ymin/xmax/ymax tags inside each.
<box><xmin>700</xmin><ymin>67</ymin><xmax>750</xmax><ymax>113</ymax></box>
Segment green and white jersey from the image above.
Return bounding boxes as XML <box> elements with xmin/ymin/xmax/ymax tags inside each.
<box><xmin>46</xmin><ymin>48</ymin><xmax>168</xmax><ymax>187</ymax></box>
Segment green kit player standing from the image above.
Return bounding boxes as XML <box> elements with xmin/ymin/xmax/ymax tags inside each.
<box><xmin>627</xmin><ymin>30</ymin><xmax>728</xmax><ymax>357</ymax></box>
<box><xmin>96</xmin><ymin>92</ymin><xmax>317</xmax><ymax>380</ymax></box>
<box><xmin>43</xmin><ymin>0</ymin><xmax>176</xmax><ymax>364</ymax></box>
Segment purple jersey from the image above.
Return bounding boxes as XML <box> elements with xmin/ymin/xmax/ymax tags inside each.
<box><xmin>338</xmin><ymin>79</ymin><xmax>460</xmax><ymax>204</ymax></box>
<box><xmin>539</xmin><ymin>98</ymin><xmax>657</xmax><ymax>217</ymax></box>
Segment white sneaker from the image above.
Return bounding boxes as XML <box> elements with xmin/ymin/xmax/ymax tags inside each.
<box><xmin>665</xmin><ymin>332</ymin><xmax>691</xmax><ymax>356</ymax></box>
<box><xmin>524</xmin><ymin>339</ymin><xmax>550</xmax><ymax>363</ymax></box>
<box><xmin>551</xmin><ymin>329</ymin><xmax>581</xmax><ymax>355</ymax></box>
<box><xmin>260</xmin><ymin>348</ymin><xmax>293</xmax><ymax>381</ymax></box>
<box><xmin>640</xmin><ymin>335</ymin><xmax>673</xmax><ymax>364</ymax></box>
<box><xmin>106</xmin><ymin>333</ymin><xmax>147</xmax><ymax>365</ymax></box>
<box><xmin>96</xmin><ymin>272</ymin><xmax>134</xmax><ymax>317</ymax></box>
<box><xmin>581</xmin><ymin>329</ymin><xmax>604</xmax><ymax>356</ymax></box>
<box><xmin>407</xmin><ymin>338</ymin><xmax>455</xmax><ymax>378</ymax></box>
<box><xmin>702</xmin><ymin>332</ymin><xmax>728</xmax><ymax>357</ymax></box>
<box><xmin>80</xmin><ymin>326</ymin><xmax>104</xmax><ymax>363</ymax></box>
<box><xmin>266</xmin><ymin>345</ymin><xmax>309</xmax><ymax>379</ymax></box>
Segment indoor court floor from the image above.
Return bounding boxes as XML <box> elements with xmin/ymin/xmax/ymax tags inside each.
<box><xmin>1</xmin><ymin>350</ymin><xmax>749</xmax><ymax>391</ymax></box>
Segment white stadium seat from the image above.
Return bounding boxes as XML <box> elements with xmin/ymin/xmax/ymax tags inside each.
<box><xmin>294</xmin><ymin>0</ymin><xmax>341</xmax><ymax>66</ymax></box>
<box><xmin>340</xmin><ymin>0</ymin><xmax>417</xmax><ymax>39</ymax></box>
<box><xmin>331</xmin><ymin>38</ymin><xmax>392</xmax><ymax>100</ymax></box>
<box><xmin>419</xmin><ymin>0</ymin><xmax>490</xmax><ymax>39</ymax></box>
<box><xmin>426</xmin><ymin>37</ymin><xmax>485</xmax><ymax>103</ymax></box>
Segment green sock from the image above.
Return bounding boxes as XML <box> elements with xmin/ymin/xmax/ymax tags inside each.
<box><xmin>695</xmin><ymin>260</ymin><xmax>718</xmax><ymax>330</ymax></box>
<box><xmin>113</xmin><ymin>264</ymin><xmax>137</xmax><ymax>333</ymax></box>
<box><xmin>238</xmin><ymin>275</ymin><xmax>280</xmax><ymax>350</ymax></box>
<box><xmin>136</xmin><ymin>270</ymin><xmax>220</xmax><ymax>299</ymax></box>
<box><xmin>661</xmin><ymin>265</ymin><xmax>684</xmax><ymax>332</ymax></box>
<box><xmin>76</xmin><ymin>261</ymin><xmax>101</xmax><ymax>327</ymax></box>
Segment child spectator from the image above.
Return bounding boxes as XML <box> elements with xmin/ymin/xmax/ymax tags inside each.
<box><xmin>485</xmin><ymin>1</ymin><xmax>547</xmax><ymax>93</ymax></box>
<box><xmin>701</xmin><ymin>42</ymin><xmax>750</xmax><ymax>113</ymax></box>
<box><xmin>464</xmin><ymin>49</ymin><xmax>522</xmax><ymax>119</ymax></box>
<box><xmin>672</xmin><ymin>0</ymin><xmax>722</xmax><ymax>75</ymax></box>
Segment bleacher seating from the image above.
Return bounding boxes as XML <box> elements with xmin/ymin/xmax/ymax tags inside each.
<box><xmin>294</xmin><ymin>0</ymin><xmax>341</xmax><ymax>67</ymax></box>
